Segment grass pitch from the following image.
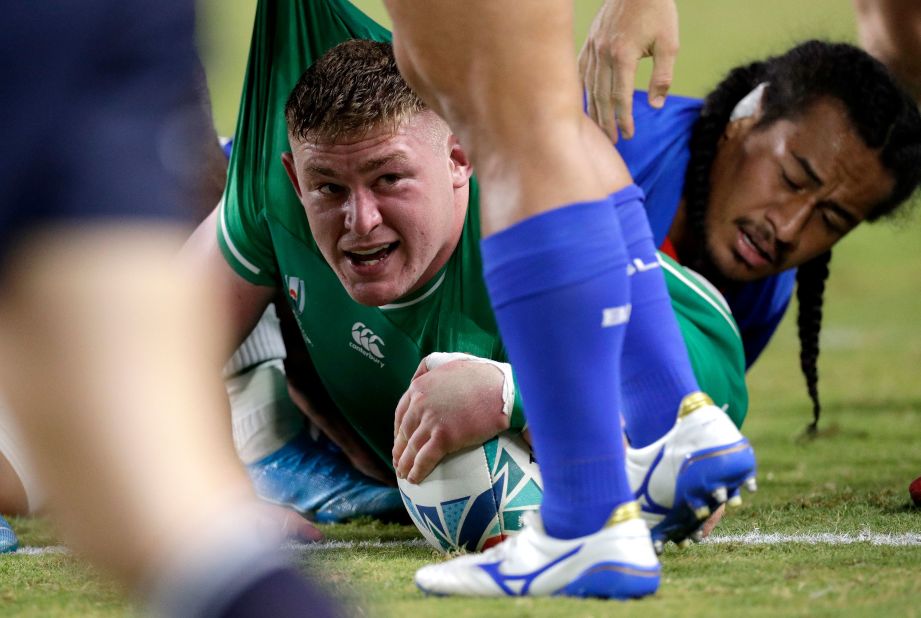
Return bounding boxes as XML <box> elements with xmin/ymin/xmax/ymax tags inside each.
<box><xmin>3</xmin><ymin>2</ymin><xmax>920</xmax><ymax>616</ymax></box>
<box><xmin>2</xmin><ymin>188</ymin><xmax>920</xmax><ymax>618</ymax></box>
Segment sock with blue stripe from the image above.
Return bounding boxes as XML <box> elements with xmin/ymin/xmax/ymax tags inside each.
<box><xmin>481</xmin><ymin>193</ymin><xmax>634</xmax><ymax>540</ymax></box>
<box><xmin>613</xmin><ymin>186</ymin><xmax>701</xmax><ymax>448</ymax></box>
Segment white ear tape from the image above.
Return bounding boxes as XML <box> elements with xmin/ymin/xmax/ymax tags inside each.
<box><xmin>729</xmin><ymin>82</ymin><xmax>768</xmax><ymax>121</ymax></box>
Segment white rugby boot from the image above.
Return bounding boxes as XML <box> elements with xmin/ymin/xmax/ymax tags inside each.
<box><xmin>627</xmin><ymin>392</ymin><xmax>757</xmax><ymax>553</ymax></box>
<box><xmin>414</xmin><ymin>501</ymin><xmax>660</xmax><ymax>599</ymax></box>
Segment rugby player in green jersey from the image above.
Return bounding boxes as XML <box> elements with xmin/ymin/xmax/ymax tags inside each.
<box><xmin>184</xmin><ymin>0</ymin><xmax>920</xmax><ymax>566</ymax></box>
<box><xmin>184</xmin><ymin>20</ymin><xmax>749</xmax><ymax>553</ymax></box>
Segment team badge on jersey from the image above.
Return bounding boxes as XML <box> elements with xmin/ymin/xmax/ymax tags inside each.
<box><xmin>349</xmin><ymin>322</ymin><xmax>386</xmax><ymax>367</ymax></box>
<box><xmin>285</xmin><ymin>275</ymin><xmax>306</xmax><ymax>313</ymax></box>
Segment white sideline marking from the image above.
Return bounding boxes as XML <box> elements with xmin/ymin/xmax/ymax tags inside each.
<box><xmin>10</xmin><ymin>545</ymin><xmax>69</xmax><ymax>555</ymax></box>
<box><xmin>283</xmin><ymin>539</ymin><xmax>430</xmax><ymax>552</ymax></box>
<box><xmin>10</xmin><ymin>532</ymin><xmax>921</xmax><ymax>556</ymax></box>
<box><xmin>7</xmin><ymin>541</ymin><xmax>431</xmax><ymax>557</ymax></box>
<box><xmin>704</xmin><ymin>531</ymin><xmax>921</xmax><ymax>546</ymax></box>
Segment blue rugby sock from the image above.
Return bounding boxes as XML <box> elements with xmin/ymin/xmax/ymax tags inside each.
<box><xmin>481</xmin><ymin>194</ymin><xmax>634</xmax><ymax>540</ymax></box>
<box><xmin>614</xmin><ymin>186</ymin><xmax>701</xmax><ymax>448</ymax></box>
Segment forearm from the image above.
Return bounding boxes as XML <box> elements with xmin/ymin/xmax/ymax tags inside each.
<box><xmin>179</xmin><ymin>207</ymin><xmax>276</xmax><ymax>365</ymax></box>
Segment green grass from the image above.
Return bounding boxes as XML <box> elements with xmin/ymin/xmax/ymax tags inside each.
<box><xmin>2</xmin><ymin>221</ymin><xmax>919</xmax><ymax>617</ymax></box>
<box><xmin>3</xmin><ymin>1</ymin><xmax>919</xmax><ymax>616</ymax></box>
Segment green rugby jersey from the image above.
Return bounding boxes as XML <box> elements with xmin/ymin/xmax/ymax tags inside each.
<box><xmin>660</xmin><ymin>255</ymin><xmax>749</xmax><ymax>426</ymax></box>
<box><xmin>218</xmin><ymin>0</ymin><xmax>749</xmax><ymax>465</ymax></box>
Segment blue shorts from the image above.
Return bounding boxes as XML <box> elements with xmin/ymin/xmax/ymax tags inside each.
<box><xmin>0</xmin><ymin>1</ymin><xmax>204</xmax><ymax>255</ymax></box>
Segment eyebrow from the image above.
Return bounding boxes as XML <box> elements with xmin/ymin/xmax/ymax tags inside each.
<box><xmin>303</xmin><ymin>153</ymin><xmax>410</xmax><ymax>178</ymax></box>
<box><xmin>792</xmin><ymin>152</ymin><xmax>824</xmax><ymax>187</ymax></box>
<box><xmin>358</xmin><ymin>153</ymin><xmax>409</xmax><ymax>174</ymax></box>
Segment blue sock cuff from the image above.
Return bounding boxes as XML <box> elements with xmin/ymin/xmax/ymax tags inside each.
<box><xmin>612</xmin><ymin>185</ymin><xmax>655</xmax><ymax>250</ymax></box>
<box><xmin>481</xmin><ymin>192</ymin><xmax>633</xmax><ymax>308</ymax></box>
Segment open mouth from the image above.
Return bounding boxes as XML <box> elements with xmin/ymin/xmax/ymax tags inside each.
<box><xmin>344</xmin><ymin>242</ymin><xmax>399</xmax><ymax>267</ymax></box>
<box><xmin>738</xmin><ymin>228</ymin><xmax>774</xmax><ymax>267</ymax></box>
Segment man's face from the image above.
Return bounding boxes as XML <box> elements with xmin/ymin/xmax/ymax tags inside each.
<box><xmin>704</xmin><ymin>98</ymin><xmax>894</xmax><ymax>283</ymax></box>
<box><xmin>283</xmin><ymin>112</ymin><xmax>471</xmax><ymax>306</ymax></box>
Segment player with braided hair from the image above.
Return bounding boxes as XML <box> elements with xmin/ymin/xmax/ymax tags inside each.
<box><xmin>795</xmin><ymin>251</ymin><xmax>831</xmax><ymax>433</ymax></box>
<box><xmin>655</xmin><ymin>40</ymin><xmax>921</xmax><ymax>430</ymax></box>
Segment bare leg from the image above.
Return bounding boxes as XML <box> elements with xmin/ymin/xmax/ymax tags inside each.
<box><xmin>384</xmin><ymin>0</ymin><xmax>632</xmax><ymax>235</ymax></box>
<box><xmin>384</xmin><ymin>0</ymin><xmax>660</xmax><ymax>599</ymax></box>
<box><xmin>0</xmin><ymin>226</ymin><xmax>254</xmax><ymax>585</ymax></box>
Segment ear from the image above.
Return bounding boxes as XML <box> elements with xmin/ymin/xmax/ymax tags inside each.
<box><xmin>447</xmin><ymin>134</ymin><xmax>473</xmax><ymax>188</ymax></box>
<box><xmin>723</xmin><ymin>84</ymin><xmax>767</xmax><ymax>142</ymax></box>
<box><xmin>281</xmin><ymin>152</ymin><xmax>304</xmax><ymax>200</ymax></box>
<box><xmin>721</xmin><ymin>112</ymin><xmax>762</xmax><ymax>144</ymax></box>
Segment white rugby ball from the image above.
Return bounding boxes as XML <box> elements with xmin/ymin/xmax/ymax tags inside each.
<box><xmin>398</xmin><ymin>431</ymin><xmax>543</xmax><ymax>553</ymax></box>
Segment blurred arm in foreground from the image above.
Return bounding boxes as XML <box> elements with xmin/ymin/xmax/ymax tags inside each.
<box><xmin>0</xmin><ymin>3</ymin><xmax>338</xmax><ymax>617</ymax></box>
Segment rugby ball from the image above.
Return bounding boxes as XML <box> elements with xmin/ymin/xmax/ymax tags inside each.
<box><xmin>398</xmin><ymin>431</ymin><xmax>542</xmax><ymax>553</ymax></box>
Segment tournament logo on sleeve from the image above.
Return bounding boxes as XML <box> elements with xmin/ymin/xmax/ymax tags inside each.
<box><xmin>284</xmin><ymin>275</ymin><xmax>306</xmax><ymax>313</ymax></box>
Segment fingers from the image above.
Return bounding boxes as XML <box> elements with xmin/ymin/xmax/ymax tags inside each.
<box><xmin>589</xmin><ymin>55</ymin><xmax>621</xmax><ymax>144</ymax></box>
<box><xmin>392</xmin><ymin>390</ymin><xmax>421</xmax><ymax>469</ymax></box>
<box><xmin>395</xmin><ymin>425</ymin><xmax>433</xmax><ymax>482</ymax></box>
<box><xmin>612</xmin><ymin>52</ymin><xmax>638</xmax><ymax>141</ymax></box>
<box><xmin>257</xmin><ymin>503</ymin><xmax>324</xmax><ymax>543</ymax></box>
<box><xmin>393</xmin><ymin>388</ymin><xmax>410</xmax><ymax>446</ymax></box>
<box><xmin>581</xmin><ymin>39</ymin><xmax>622</xmax><ymax>143</ymax></box>
<box><xmin>579</xmin><ymin>46</ymin><xmax>599</xmax><ymax>134</ymax></box>
<box><xmin>406</xmin><ymin>439</ymin><xmax>447</xmax><ymax>485</ymax></box>
<box><xmin>700</xmin><ymin>503</ymin><xmax>726</xmax><ymax>538</ymax></box>
<box><xmin>286</xmin><ymin>513</ymin><xmax>325</xmax><ymax>543</ymax></box>
<box><xmin>647</xmin><ymin>36</ymin><xmax>678</xmax><ymax>109</ymax></box>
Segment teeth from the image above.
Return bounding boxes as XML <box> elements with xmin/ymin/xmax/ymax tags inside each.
<box><xmin>351</xmin><ymin>245</ymin><xmax>389</xmax><ymax>255</ymax></box>
<box><xmin>742</xmin><ymin>232</ymin><xmax>771</xmax><ymax>262</ymax></box>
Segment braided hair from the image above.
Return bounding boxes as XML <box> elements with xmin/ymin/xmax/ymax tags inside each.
<box><xmin>682</xmin><ymin>40</ymin><xmax>921</xmax><ymax>431</ymax></box>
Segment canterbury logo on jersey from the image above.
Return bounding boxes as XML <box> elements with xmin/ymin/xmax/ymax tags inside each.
<box><xmin>349</xmin><ymin>322</ymin><xmax>386</xmax><ymax>367</ymax></box>
<box><xmin>626</xmin><ymin>257</ymin><xmax>660</xmax><ymax>276</ymax></box>
<box><xmin>284</xmin><ymin>275</ymin><xmax>306</xmax><ymax>313</ymax></box>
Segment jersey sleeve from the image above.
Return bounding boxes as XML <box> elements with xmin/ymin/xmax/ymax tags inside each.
<box><xmin>216</xmin><ymin>195</ymin><xmax>277</xmax><ymax>287</ymax></box>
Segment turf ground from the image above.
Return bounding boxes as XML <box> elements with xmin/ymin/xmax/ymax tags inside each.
<box><xmin>2</xmin><ymin>1</ymin><xmax>920</xmax><ymax>616</ymax></box>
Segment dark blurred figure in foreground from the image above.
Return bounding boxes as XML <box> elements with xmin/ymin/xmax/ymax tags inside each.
<box><xmin>0</xmin><ymin>3</ymin><xmax>339</xmax><ymax>617</ymax></box>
